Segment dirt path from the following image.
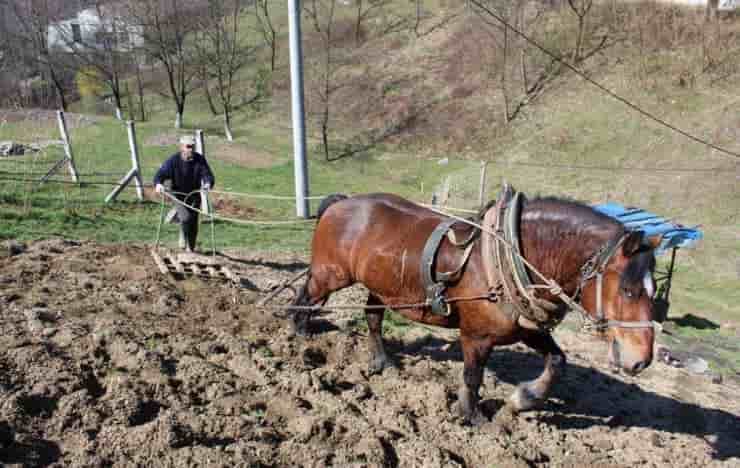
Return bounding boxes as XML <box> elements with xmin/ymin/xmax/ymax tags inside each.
<box><xmin>1</xmin><ymin>240</ymin><xmax>738</xmax><ymax>467</ymax></box>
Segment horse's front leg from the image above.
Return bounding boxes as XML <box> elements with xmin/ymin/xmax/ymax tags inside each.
<box><xmin>365</xmin><ymin>294</ymin><xmax>390</xmax><ymax>375</ymax></box>
<box><xmin>458</xmin><ymin>334</ymin><xmax>493</xmax><ymax>425</ymax></box>
<box><xmin>508</xmin><ymin>331</ymin><xmax>566</xmax><ymax>412</ymax></box>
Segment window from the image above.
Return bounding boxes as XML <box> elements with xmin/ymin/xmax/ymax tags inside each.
<box><xmin>71</xmin><ymin>23</ymin><xmax>82</xmax><ymax>43</ymax></box>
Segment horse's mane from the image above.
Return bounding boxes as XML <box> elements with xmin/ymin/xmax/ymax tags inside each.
<box><xmin>522</xmin><ymin>196</ymin><xmax>623</xmax><ymax>243</ymax></box>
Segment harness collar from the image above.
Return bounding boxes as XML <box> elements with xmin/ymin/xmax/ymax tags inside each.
<box><xmin>484</xmin><ymin>185</ymin><xmax>654</xmax><ymax>332</ymax></box>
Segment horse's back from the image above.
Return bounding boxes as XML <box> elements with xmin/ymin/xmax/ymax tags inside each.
<box><xmin>312</xmin><ymin>193</ymin><xmax>443</xmax><ymax>295</ymax></box>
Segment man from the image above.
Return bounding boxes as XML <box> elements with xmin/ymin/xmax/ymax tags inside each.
<box><xmin>154</xmin><ymin>135</ymin><xmax>215</xmax><ymax>252</ymax></box>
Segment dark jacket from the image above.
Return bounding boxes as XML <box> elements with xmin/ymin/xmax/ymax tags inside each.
<box><xmin>153</xmin><ymin>152</ymin><xmax>215</xmax><ymax>196</ymax></box>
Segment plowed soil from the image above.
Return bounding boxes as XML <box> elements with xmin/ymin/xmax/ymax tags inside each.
<box><xmin>1</xmin><ymin>240</ymin><xmax>738</xmax><ymax>467</ymax></box>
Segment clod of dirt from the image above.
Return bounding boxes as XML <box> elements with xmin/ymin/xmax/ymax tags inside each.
<box><xmin>1</xmin><ymin>240</ymin><xmax>739</xmax><ymax>467</ymax></box>
<box><xmin>1</xmin><ymin>240</ymin><xmax>26</xmax><ymax>257</ymax></box>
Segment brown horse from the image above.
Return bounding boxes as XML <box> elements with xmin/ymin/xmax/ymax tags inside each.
<box><xmin>290</xmin><ymin>193</ymin><xmax>659</xmax><ymax>423</ymax></box>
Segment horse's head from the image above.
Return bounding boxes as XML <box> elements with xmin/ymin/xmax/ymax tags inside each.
<box><xmin>579</xmin><ymin>231</ymin><xmax>660</xmax><ymax>376</ymax></box>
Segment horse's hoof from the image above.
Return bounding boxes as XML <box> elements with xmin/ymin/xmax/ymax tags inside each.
<box><xmin>508</xmin><ymin>384</ymin><xmax>542</xmax><ymax>413</ymax></box>
<box><xmin>367</xmin><ymin>356</ymin><xmax>389</xmax><ymax>375</ymax></box>
<box><xmin>290</xmin><ymin>322</ymin><xmax>311</xmax><ymax>338</ymax></box>
<box><xmin>458</xmin><ymin>408</ymin><xmax>487</xmax><ymax>427</ymax></box>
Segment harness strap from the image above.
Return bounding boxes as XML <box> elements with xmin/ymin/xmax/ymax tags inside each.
<box><xmin>420</xmin><ymin>218</ymin><xmax>477</xmax><ymax>316</ymax></box>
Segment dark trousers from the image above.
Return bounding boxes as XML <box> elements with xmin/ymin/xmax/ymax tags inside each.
<box><xmin>175</xmin><ymin>196</ymin><xmax>200</xmax><ymax>250</ymax></box>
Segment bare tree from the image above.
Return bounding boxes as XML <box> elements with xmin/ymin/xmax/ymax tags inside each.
<box><xmin>126</xmin><ymin>0</ymin><xmax>202</xmax><ymax>128</ymax></box>
<box><xmin>50</xmin><ymin>2</ymin><xmax>137</xmax><ymax>120</ymax></box>
<box><xmin>255</xmin><ymin>0</ymin><xmax>278</xmax><ymax>71</ymax></box>
<box><xmin>353</xmin><ymin>0</ymin><xmax>391</xmax><ymax>44</ymax></box>
<box><xmin>567</xmin><ymin>0</ymin><xmax>593</xmax><ymax>63</ymax></box>
<box><xmin>195</xmin><ymin>0</ymin><xmax>258</xmax><ymax>141</ymax></box>
<box><xmin>1</xmin><ymin>0</ymin><xmax>71</xmax><ymax>110</ymax></box>
<box><xmin>314</xmin><ymin>0</ymin><xmax>339</xmax><ymax>161</ymax></box>
<box><xmin>133</xmin><ymin>55</ymin><xmax>146</xmax><ymax>120</ymax></box>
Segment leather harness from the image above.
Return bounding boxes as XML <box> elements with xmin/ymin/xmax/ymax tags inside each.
<box><xmin>420</xmin><ymin>185</ymin><xmax>654</xmax><ymax>332</ymax></box>
<box><xmin>421</xmin><ymin>218</ymin><xmax>477</xmax><ymax>316</ymax></box>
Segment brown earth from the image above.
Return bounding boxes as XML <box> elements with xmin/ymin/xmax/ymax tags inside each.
<box><xmin>1</xmin><ymin>240</ymin><xmax>739</xmax><ymax>467</ymax></box>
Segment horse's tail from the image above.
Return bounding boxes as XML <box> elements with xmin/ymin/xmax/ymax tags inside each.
<box><xmin>316</xmin><ymin>193</ymin><xmax>348</xmax><ymax>221</ymax></box>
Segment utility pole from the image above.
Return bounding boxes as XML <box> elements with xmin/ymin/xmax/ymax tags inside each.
<box><xmin>288</xmin><ymin>0</ymin><xmax>310</xmax><ymax>218</ymax></box>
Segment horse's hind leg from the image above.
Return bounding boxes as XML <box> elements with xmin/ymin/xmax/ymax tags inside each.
<box><xmin>290</xmin><ymin>268</ymin><xmax>349</xmax><ymax>336</ymax></box>
<box><xmin>290</xmin><ymin>278</ymin><xmax>319</xmax><ymax>336</ymax></box>
<box><xmin>365</xmin><ymin>294</ymin><xmax>390</xmax><ymax>375</ymax></box>
<box><xmin>508</xmin><ymin>331</ymin><xmax>566</xmax><ymax>412</ymax></box>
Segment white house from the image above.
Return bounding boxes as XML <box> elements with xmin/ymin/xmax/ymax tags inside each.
<box><xmin>655</xmin><ymin>0</ymin><xmax>739</xmax><ymax>9</ymax></box>
<box><xmin>47</xmin><ymin>6</ymin><xmax>144</xmax><ymax>54</ymax></box>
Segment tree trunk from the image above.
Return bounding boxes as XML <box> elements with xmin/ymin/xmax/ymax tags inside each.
<box><xmin>204</xmin><ymin>83</ymin><xmax>219</xmax><ymax>116</ymax></box>
<box><xmin>573</xmin><ymin>15</ymin><xmax>585</xmax><ymax>63</ymax></box>
<box><xmin>135</xmin><ymin>60</ymin><xmax>146</xmax><ymax>121</ymax></box>
<box><xmin>270</xmin><ymin>33</ymin><xmax>277</xmax><ymax>71</ymax></box>
<box><xmin>175</xmin><ymin>111</ymin><xmax>183</xmax><ymax>129</ymax></box>
<box><xmin>355</xmin><ymin>0</ymin><xmax>363</xmax><ymax>45</ymax></box>
<box><xmin>49</xmin><ymin>67</ymin><xmax>67</xmax><ymax>111</ymax></box>
<box><xmin>113</xmin><ymin>89</ymin><xmax>124</xmax><ymax>120</ymax></box>
<box><xmin>224</xmin><ymin>112</ymin><xmax>233</xmax><ymax>142</ymax></box>
<box><xmin>501</xmin><ymin>24</ymin><xmax>510</xmax><ymax>123</ymax></box>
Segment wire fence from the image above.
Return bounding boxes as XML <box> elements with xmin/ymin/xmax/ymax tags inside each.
<box><xmin>1</xmin><ymin>106</ymin><xmax>737</xmax><ymax>282</ymax></box>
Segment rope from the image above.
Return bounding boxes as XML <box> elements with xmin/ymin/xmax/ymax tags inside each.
<box><xmin>0</xmin><ymin>176</ymin><xmax>154</xmax><ymax>187</ymax></box>
<box><xmin>162</xmin><ymin>191</ymin><xmax>315</xmax><ymax>226</ymax></box>
<box><xmin>259</xmin><ymin>292</ymin><xmax>495</xmax><ymax>313</ymax></box>
<box><xmin>417</xmin><ymin>203</ymin><xmax>479</xmax><ymax>214</ymax></box>
<box><xmin>209</xmin><ymin>189</ymin><xmax>330</xmax><ymax>201</ymax></box>
<box><xmin>470</xmin><ymin>0</ymin><xmax>740</xmax><ymax>160</ymax></box>
<box><xmin>154</xmin><ymin>193</ymin><xmax>166</xmax><ymax>249</ymax></box>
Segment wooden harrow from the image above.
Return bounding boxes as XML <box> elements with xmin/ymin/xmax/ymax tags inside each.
<box><xmin>151</xmin><ymin>249</ymin><xmax>239</xmax><ymax>283</ymax></box>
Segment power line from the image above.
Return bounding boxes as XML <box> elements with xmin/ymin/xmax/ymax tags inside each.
<box><xmin>470</xmin><ymin>0</ymin><xmax>740</xmax><ymax>160</ymax></box>
<box><xmin>484</xmin><ymin>159</ymin><xmax>733</xmax><ymax>173</ymax></box>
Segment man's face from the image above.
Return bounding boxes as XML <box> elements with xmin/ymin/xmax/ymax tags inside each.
<box><xmin>180</xmin><ymin>143</ymin><xmax>194</xmax><ymax>160</ymax></box>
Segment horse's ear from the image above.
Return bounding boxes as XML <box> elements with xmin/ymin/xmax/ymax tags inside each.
<box><xmin>621</xmin><ymin>230</ymin><xmax>644</xmax><ymax>256</ymax></box>
<box><xmin>645</xmin><ymin>233</ymin><xmax>664</xmax><ymax>250</ymax></box>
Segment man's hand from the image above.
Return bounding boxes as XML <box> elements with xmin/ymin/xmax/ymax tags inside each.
<box><xmin>155</xmin><ymin>183</ymin><xmax>165</xmax><ymax>194</ymax></box>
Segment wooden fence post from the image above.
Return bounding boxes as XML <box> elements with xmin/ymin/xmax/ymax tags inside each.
<box><xmin>478</xmin><ymin>161</ymin><xmax>488</xmax><ymax>207</ymax></box>
<box><xmin>195</xmin><ymin>129</ymin><xmax>211</xmax><ymax>218</ymax></box>
<box><xmin>105</xmin><ymin>121</ymin><xmax>144</xmax><ymax>203</ymax></box>
<box><xmin>40</xmin><ymin>110</ymin><xmax>79</xmax><ymax>183</ymax></box>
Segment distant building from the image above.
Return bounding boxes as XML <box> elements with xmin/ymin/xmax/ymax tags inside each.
<box><xmin>47</xmin><ymin>6</ymin><xmax>143</xmax><ymax>54</ymax></box>
<box><xmin>658</xmin><ymin>0</ymin><xmax>739</xmax><ymax>10</ymax></box>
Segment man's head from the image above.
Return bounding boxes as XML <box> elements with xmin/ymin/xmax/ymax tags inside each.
<box><xmin>179</xmin><ymin>135</ymin><xmax>195</xmax><ymax>160</ymax></box>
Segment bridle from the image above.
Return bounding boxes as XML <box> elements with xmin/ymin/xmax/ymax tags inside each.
<box><xmin>573</xmin><ymin>234</ymin><xmax>655</xmax><ymax>332</ymax></box>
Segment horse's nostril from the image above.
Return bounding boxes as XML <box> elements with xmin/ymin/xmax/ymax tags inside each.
<box><xmin>632</xmin><ymin>361</ymin><xmax>647</xmax><ymax>374</ymax></box>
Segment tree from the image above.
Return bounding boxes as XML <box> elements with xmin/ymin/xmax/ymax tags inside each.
<box><xmin>126</xmin><ymin>0</ymin><xmax>203</xmax><ymax>128</ymax></box>
<box><xmin>567</xmin><ymin>0</ymin><xmax>593</xmax><ymax>63</ymax></box>
<box><xmin>50</xmin><ymin>2</ymin><xmax>137</xmax><ymax>120</ymax></box>
<box><xmin>195</xmin><ymin>0</ymin><xmax>258</xmax><ymax>141</ymax></box>
<box><xmin>255</xmin><ymin>0</ymin><xmax>278</xmax><ymax>72</ymax></box>
<box><xmin>1</xmin><ymin>0</ymin><xmax>71</xmax><ymax>110</ymax></box>
<box><xmin>308</xmin><ymin>0</ymin><xmax>340</xmax><ymax>161</ymax></box>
